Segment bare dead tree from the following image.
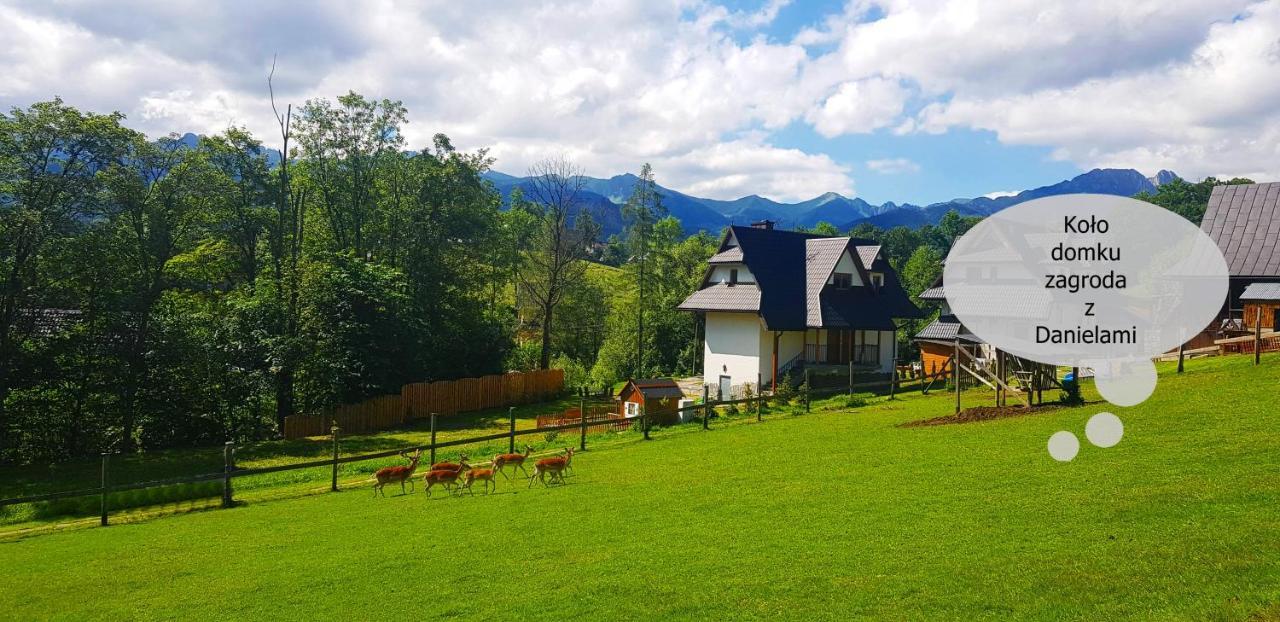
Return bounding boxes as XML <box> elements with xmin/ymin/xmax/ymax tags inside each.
<box><xmin>267</xmin><ymin>57</ymin><xmax>308</xmax><ymax>432</ymax></box>
<box><xmin>518</xmin><ymin>156</ymin><xmax>598</xmax><ymax>369</ymax></box>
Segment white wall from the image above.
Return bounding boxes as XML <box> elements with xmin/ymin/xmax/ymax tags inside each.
<box><xmin>878</xmin><ymin>329</ymin><xmax>896</xmax><ymax>372</ymax></box>
<box><xmin>708</xmin><ymin>263</ymin><xmax>756</xmax><ymax>284</ymax></box>
<box><xmin>704</xmin><ymin>312</ymin><xmax>763</xmax><ymax>388</ymax></box>
<box><xmin>828</xmin><ymin>250</ymin><xmax>865</xmax><ymax>286</ymax></box>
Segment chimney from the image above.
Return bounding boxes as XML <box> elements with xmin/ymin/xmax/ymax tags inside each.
<box><xmin>751</xmin><ymin>219</ymin><xmax>775</xmax><ymax>230</ymax></box>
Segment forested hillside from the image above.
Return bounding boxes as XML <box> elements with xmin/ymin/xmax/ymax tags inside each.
<box><xmin>0</xmin><ymin>97</ymin><xmax>712</xmax><ymax>465</ymax></box>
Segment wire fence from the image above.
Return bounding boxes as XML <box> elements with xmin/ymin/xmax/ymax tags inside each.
<box><xmin>0</xmin><ymin>370</ymin><xmax>927</xmax><ymax>529</ymax></box>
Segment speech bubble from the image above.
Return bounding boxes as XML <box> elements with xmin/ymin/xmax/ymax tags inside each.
<box><xmin>942</xmin><ymin>194</ymin><xmax>1229</xmax><ymax>458</ymax></box>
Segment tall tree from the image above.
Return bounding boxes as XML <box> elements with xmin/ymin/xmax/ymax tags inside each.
<box><xmin>621</xmin><ymin>163</ymin><xmax>665</xmax><ymax>377</ymax></box>
<box><xmin>0</xmin><ymin>99</ymin><xmax>134</xmax><ymax>453</ymax></box>
<box><xmin>519</xmin><ymin>157</ymin><xmax>598</xmax><ymax>369</ymax></box>
<box><xmin>101</xmin><ymin>135</ymin><xmax>218</xmax><ymax>450</ymax></box>
<box><xmin>294</xmin><ymin>91</ymin><xmax>406</xmax><ymax>256</ymax></box>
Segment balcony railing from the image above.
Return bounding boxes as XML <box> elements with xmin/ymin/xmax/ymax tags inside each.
<box><xmin>803</xmin><ymin>343</ymin><xmax>880</xmax><ymax>366</ymax></box>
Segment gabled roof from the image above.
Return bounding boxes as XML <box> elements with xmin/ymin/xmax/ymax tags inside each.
<box><xmin>856</xmin><ymin>245</ymin><xmax>881</xmax><ymax>270</ymax></box>
<box><xmin>621</xmin><ymin>378</ymin><xmax>684</xmax><ymax>400</ymax></box>
<box><xmin>804</xmin><ymin>238</ymin><xmax>857</xmax><ymax>327</ymax></box>
<box><xmin>677</xmin><ymin>282</ymin><xmax>761</xmax><ymax>312</ymax></box>
<box><xmin>707</xmin><ymin>246</ymin><xmax>744</xmax><ymax>263</ymax></box>
<box><xmin>679</xmin><ymin>225</ymin><xmax>922</xmax><ymax>330</ymax></box>
<box><xmin>914</xmin><ymin>315</ymin><xmax>984</xmax><ymax>343</ymax></box>
<box><xmin>917</xmin><ymin>286</ymin><xmax>946</xmax><ymax>300</ymax></box>
<box><xmin>1202</xmin><ymin>183</ymin><xmax>1280</xmax><ymax>277</ymax></box>
<box><xmin>1241</xmin><ymin>282</ymin><xmax>1280</xmax><ymax>301</ymax></box>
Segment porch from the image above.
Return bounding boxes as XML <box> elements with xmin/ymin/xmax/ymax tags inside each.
<box><xmin>802</xmin><ymin>329</ymin><xmax>884</xmax><ymax>366</ymax></box>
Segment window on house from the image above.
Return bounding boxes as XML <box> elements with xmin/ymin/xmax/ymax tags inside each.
<box><xmin>729</xmin><ymin>268</ymin><xmax>739</xmax><ymax>285</ymax></box>
<box><xmin>871</xmin><ymin>273</ymin><xmax>884</xmax><ymax>288</ymax></box>
<box><xmin>833</xmin><ymin>273</ymin><xmax>853</xmax><ymax>288</ymax></box>
<box><xmin>625</xmin><ymin>401</ymin><xmax>639</xmax><ymax>417</ymax></box>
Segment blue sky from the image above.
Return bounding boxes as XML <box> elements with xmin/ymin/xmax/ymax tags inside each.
<box><xmin>2</xmin><ymin>0</ymin><xmax>1276</xmax><ymax>204</ymax></box>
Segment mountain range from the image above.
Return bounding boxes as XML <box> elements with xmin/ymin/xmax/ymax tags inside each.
<box><xmin>172</xmin><ymin>132</ymin><xmax>1179</xmax><ymax>237</ymax></box>
<box><xmin>483</xmin><ymin>167</ymin><xmax>1181</xmax><ymax>237</ymax></box>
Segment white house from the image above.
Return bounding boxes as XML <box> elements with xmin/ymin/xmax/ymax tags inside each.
<box><xmin>678</xmin><ymin>221</ymin><xmax>922</xmax><ymax>396</ymax></box>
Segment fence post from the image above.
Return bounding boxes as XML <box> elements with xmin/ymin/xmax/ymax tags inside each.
<box><xmin>888</xmin><ymin>358</ymin><xmax>898</xmax><ymax>400</ymax></box>
<box><xmin>953</xmin><ymin>339</ymin><xmax>961</xmax><ymax>415</ymax></box>
<box><xmin>508</xmin><ymin>407</ymin><xmax>516</xmax><ymax>454</ymax></box>
<box><xmin>703</xmin><ymin>383</ymin><xmax>710</xmax><ymax>430</ymax></box>
<box><xmin>429</xmin><ymin>413</ymin><xmax>438</xmax><ymax>465</ymax></box>
<box><xmin>804</xmin><ymin>368</ymin><xmax>811</xmax><ymax>413</ymax></box>
<box><xmin>642</xmin><ymin>403</ymin><xmax>650</xmax><ymax>440</ymax></box>
<box><xmin>1255</xmin><ymin>306</ymin><xmax>1262</xmax><ymax>365</ymax></box>
<box><xmin>756</xmin><ymin>372</ymin><xmax>763</xmax><ymax>422</ymax></box>
<box><xmin>99</xmin><ymin>452</ymin><xmax>110</xmax><ymax>526</ymax></box>
<box><xmin>579</xmin><ymin>397</ymin><xmax>587</xmax><ymax>451</ymax></box>
<box><xmin>1177</xmin><ymin>341</ymin><xmax>1185</xmax><ymax>373</ymax></box>
<box><xmin>222</xmin><ymin>441</ymin><xmax>235</xmax><ymax>508</ymax></box>
<box><xmin>330</xmin><ymin>425</ymin><xmax>340</xmax><ymax>492</ymax></box>
<box><xmin>848</xmin><ymin>360</ymin><xmax>853</xmax><ymax>395</ymax></box>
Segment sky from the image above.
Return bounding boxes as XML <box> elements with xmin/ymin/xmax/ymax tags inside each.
<box><xmin>2</xmin><ymin>0</ymin><xmax>1278</xmax><ymax>205</ymax></box>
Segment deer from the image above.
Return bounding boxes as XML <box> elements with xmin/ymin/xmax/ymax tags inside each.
<box><xmin>493</xmin><ymin>445</ymin><xmax>532</xmax><ymax>479</ymax></box>
<box><xmin>461</xmin><ymin>466</ymin><xmax>497</xmax><ymax>495</ymax></box>
<box><xmin>423</xmin><ymin>466</ymin><xmax>467</xmax><ymax>497</ymax></box>
<box><xmin>527</xmin><ymin>447</ymin><xmax>574</xmax><ymax>488</ymax></box>
<box><xmin>430</xmin><ymin>454</ymin><xmax>470</xmax><ymax>473</ymax></box>
<box><xmin>373</xmin><ymin>449</ymin><xmax>423</xmax><ymax>496</ymax></box>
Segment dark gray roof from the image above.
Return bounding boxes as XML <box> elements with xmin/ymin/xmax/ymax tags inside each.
<box><xmin>677</xmin><ymin>282</ymin><xmax>761</xmax><ymax>312</ymax></box>
<box><xmin>624</xmin><ymin>378</ymin><xmax>685</xmax><ymax>400</ymax></box>
<box><xmin>917</xmin><ymin>286</ymin><xmax>946</xmax><ymax>300</ymax></box>
<box><xmin>1202</xmin><ymin>183</ymin><xmax>1280</xmax><ymax>277</ymax></box>
<box><xmin>708</xmin><ymin>246</ymin><xmax>744</xmax><ymax>263</ymax></box>
<box><xmin>679</xmin><ymin>225</ymin><xmax>921</xmax><ymax>330</ymax></box>
<box><xmin>913</xmin><ymin>316</ymin><xmax>983</xmax><ymax>343</ymax></box>
<box><xmin>1241</xmin><ymin>282</ymin><xmax>1280</xmax><ymax>301</ymax></box>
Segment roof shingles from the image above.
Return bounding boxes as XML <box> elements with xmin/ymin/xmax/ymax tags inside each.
<box><xmin>1203</xmin><ymin>182</ymin><xmax>1280</xmax><ymax>277</ymax></box>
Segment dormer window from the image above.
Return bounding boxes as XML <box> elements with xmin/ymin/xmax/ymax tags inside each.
<box><xmin>833</xmin><ymin>273</ymin><xmax>852</xmax><ymax>288</ymax></box>
<box><xmin>729</xmin><ymin>268</ymin><xmax>739</xmax><ymax>285</ymax></box>
<box><xmin>870</xmin><ymin>273</ymin><xmax>884</xmax><ymax>288</ymax></box>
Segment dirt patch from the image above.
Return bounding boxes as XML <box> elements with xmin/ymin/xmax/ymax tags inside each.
<box><xmin>899</xmin><ymin>404</ymin><xmax>1064</xmax><ymax>427</ymax></box>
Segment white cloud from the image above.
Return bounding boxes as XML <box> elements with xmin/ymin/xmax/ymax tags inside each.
<box><xmin>3</xmin><ymin>0</ymin><xmax>1280</xmax><ymax>198</ymax></box>
<box><xmin>914</xmin><ymin>0</ymin><xmax>1280</xmax><ymax>181</ymax></box>
<box><xmin>807</xmin><ymin>77</ymin><xmax>910</xmax><ymax>137</ymax></box>
<box><xmin>866</xmin><ymin>158</ymin><xmax>920</xmax><ymax>175</ymax></box>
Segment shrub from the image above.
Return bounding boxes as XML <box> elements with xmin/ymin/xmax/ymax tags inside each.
<box><xmin>1060</xmin><ymin>376</ymin><xmax>1083</xmax><ymax>405</ymax></box>
<box><xmin>724</xmin><ymin>403</ymin><xmax>739</xmax><ymax>416</ymax></box>
<box><xmin>544</xmin><ymin>430</ymin><xmax>560</xmax><ymax>444</ymax></box>
<box><xmin>844</xmin><ymin>395</ymin><xmax>868</xmax><ymax>409</ymax></box>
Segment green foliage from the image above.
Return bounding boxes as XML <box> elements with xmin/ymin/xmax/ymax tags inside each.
<box><xmin>843</xmin><ymin>394</ymin><xmax>868</xmax><ymax>409</ymax></box>
<box><xmin>1134</xmin><ymin>177</ymin><xmax>1254</xmax><ymax>225</ymax></box>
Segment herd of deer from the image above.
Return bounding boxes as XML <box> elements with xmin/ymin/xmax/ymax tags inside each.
<box><xmin>371</xmin><ymin>445</ymin><xmax>575</xmax><ymax>497</ymax></box>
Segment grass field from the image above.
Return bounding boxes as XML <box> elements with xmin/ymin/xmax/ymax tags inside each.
<box><xmin>3</xmin><ymin>354</ymin><xmax>1279</xmax><ymax>620</ymax></box>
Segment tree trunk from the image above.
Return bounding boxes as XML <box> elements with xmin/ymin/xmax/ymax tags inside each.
<box><xmin>540</xmin><ymin>301</ymin><xmax>554</xmax><ymax>370</ymax></box>
<box><xmin>275</xmin><ymin>368</ymin><xmax>294</xmax><ymax>432</ymax></box>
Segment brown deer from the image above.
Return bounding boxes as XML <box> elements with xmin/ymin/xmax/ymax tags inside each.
<box><xmin>493</xmin><ymin>445</ymin><xmax>532</xmax><ymax>479</ymax></box>
<box><xmin>373</xmin><ymin>449</ymin><xmax>422</xmax><ymax>496</ymax></box>
<box><xmin>461</xmin><ymin>467</ymin><xmax>496</xmax><ymax>495</ymax></box>
<box><xmin>430</xmin><ymin>454</ymin><xmax>469</xmax><ymax>472</ymax></box>
<box><xmin>423</xmin><ymin>466</ymin><xmax>466</xmax><ymax>497</ymax></box>
<box><xmin>527</xmin><ymin>447</ymin><xmax>574</xmax><ymax>488</ymax></box>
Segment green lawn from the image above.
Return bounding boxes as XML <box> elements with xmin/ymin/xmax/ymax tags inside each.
<box><xmin>3</xmin><ymin>355</ymin><xmax>1279</xmax><ymax>620</ymax></box>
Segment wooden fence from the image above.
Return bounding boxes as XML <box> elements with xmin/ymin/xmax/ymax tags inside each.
<box><xmin>536</xmin><ymin>404</ymin><xmax>633</xmax><ymax>434</ymax></box>
<box><xmin>282</xmin><ymin>369</ymin><xmax>565</xmax><ymax>439</ymax></box>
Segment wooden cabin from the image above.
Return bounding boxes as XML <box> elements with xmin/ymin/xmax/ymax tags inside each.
<box><xmin>618</xmin><ymin>378</ymin><xmax>684</xmax><ymax>425</ymax></box>
<box><xmin>1241</xmin><ymin>283</ymin><xmax>1280</xmax><ymax>333</ymax></box>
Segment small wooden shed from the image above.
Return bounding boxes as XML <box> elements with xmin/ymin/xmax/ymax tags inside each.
<box><xmin>618</xmin><ymin>378</ymin><xmax>684</xmax><ymax>425</ymax></box>
<box><xmin>1240</xmin><ymin>282</ymin><xmax>1280</xmax><ymax>333</ymax></box>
